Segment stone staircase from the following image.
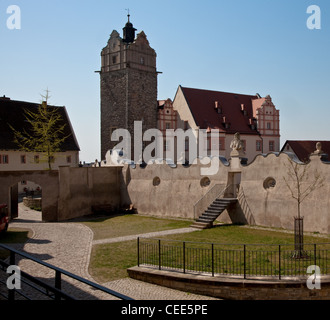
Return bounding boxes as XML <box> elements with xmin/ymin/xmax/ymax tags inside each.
<box><xmin>191</xmin><ymin>198</ymin><xmax>238</xmax><ymax>229</ymax></box>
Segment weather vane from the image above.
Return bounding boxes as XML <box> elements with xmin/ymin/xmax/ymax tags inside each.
<box><xmin>125</xmin><ymin>8</ymin><xmax>130</xmax><ymax>21</ymax></box>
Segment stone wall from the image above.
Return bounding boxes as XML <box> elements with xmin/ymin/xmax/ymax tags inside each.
<box><xmin>0</xmin><ymin>167</ymin><xmax>122</xmax><ymax>222</ymax></box>
<box><xmin>57</xmin><ymin>166</ymin><xmax>122</xmax><ymax>221</ymax></box>
<box><xmin>2</xmin><ymin>151</ymin><xmax>330</xmax><ymax>231</ymax></box>
<box><xmin>122</xmin><ymin>152</ymin><xmax>330</xmax><ymax>234</ymax></box>
<box><xmin>128</xmin><ymin>266</ymin><xmax>330</xmax><ymax>300</ymax></box>
<box><xmin>227</xmin><ymin>153</ymin><xmax>330</xmax><ymax>234</ymax></box>
<box><xmin>121</xmin><ymin>160</ymin><xmax>228</xmax><ymax>220</ymax></box>
<box><xmin>23</xmin><ymin>197</ymin><xmax>42</xmax><ymax>209</ymax></box>
<box><xmin>100</xmin><ymin>70</ymin><xmax>128</xmax><ymax>159</ymax></box>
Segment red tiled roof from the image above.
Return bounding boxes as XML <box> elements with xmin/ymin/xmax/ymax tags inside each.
<box><xmin>281</xmin><ymin>140</ymin><xmax>330</xmax><ymax>162</ymax></box>
<box><xmin>179</xmin><ymin>86</ymin><xmax>260</xmax><ymax>135</ymax></box>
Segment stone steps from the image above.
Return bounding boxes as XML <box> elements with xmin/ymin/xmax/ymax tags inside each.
<box><xmin>191</xmin><ymin>198</ymin><xmax>237</xmax><ymax>229</ymax></box>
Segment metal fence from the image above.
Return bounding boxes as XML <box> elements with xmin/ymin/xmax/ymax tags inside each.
<box><xmin>0</xmin><ymin>244</ymin><xmax>133</xmax><ymax>300</ymax></box>
<box><xmin>137</xmin><ymin>238</ymin><xmax>330</xmax><ymax>279</ymax></box>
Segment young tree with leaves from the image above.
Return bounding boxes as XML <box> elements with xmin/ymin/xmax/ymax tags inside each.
<box><xmin>10</xmin><ymin>90</ymin><xmax>70</xmax><ymax>170</ymax></box>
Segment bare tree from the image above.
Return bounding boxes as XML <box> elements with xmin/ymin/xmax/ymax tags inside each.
<box><xmin>283</xmin><ymin>158</ymin><xmax>324</xmax><ymax>219</ymax></box>
<box><xmin>283</xmin><ymin>158</ymin><xmax>324</xmax><ymax>256</ymax></box>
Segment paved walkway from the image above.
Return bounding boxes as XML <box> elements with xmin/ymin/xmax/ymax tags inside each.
<box><xmin>92</xmin><ymin>227</ymin><xmax>198</xmax><ymax>245</ymax></box>
<box><xmin>4</xmin><ymin>204</ymin><xmax>218</xmax><ymax>300</ymax></box>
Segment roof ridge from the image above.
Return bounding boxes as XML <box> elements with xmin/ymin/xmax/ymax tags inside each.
<box><xmin>180</xmin><ymin>86</ymin><xmax>258</xmax><ymax>98</ymax></box>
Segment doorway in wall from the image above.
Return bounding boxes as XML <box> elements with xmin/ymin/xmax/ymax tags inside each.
<box><xmin>9</xmin><ymin>180</ymin><xmax>42</xmax><ymax>222</ymax></box>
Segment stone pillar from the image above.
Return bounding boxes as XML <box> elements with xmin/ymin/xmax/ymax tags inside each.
<box><xmin>227</xmin><ymin>133</ymin><xmax>245</xmax><ymax>198</ymax></box>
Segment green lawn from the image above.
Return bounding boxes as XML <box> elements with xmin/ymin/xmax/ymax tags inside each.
<box><xmin>81</xmin><ymin>214</ymin><xmax>192</xmax><ymax>240</ymax></box>
<box><xmin>84</xmin><ymin>214</ymin><xmax>193</xmax><ymax>282</ymax></box>
<box><xmin>89</xmin><ymin>240</ymin><xmax>137</xmax><ymax>283</ymax></box>
<box><xmin>156</xmin><ymin>224</ymin><xmax>329</xmax><ymax>245</ymax></box>
<box><xmin>85</xmin><ymin>215</ymin><xmax>330</xmax><ymax>283</ymax></box>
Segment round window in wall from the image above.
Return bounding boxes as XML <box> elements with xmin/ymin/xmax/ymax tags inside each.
<box><xmin>200</xmin><ymin>177</ymin><xmax>211</xmax><ymax>187</ymax></box>
<box><xmin>263</xmin><ymin>177</ymin><xmax>276</xmax><ymax>190</ymax></box>
<box><xmin>153</xmin><ymin>177</ymin><xmax>161</xmax><ymax>187</ymax></box>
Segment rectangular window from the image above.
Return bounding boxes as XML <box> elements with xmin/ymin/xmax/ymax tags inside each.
<box><xmin>34</xmin><ymin>155</ymin><xmax>40</xmax><ymax>163</ymax></box>
<box><xmin>267</xmin><ymin>122</ymin><xmax>271</xmax><ymax>130</ymax></box>
<box><xmin>2</xmin><ymin>155</ymin><xmax>9</xmax><ymax>164</ymax></box>
<box><xmin>67</xmin><ymin>155</ymin><xmax>72</xmax><ymax>164</ymax></box>
<box><xmin>256</xmin><ymin>140</ymin><xmax>262</xmax><ymax>152</ymax></box>
<box><xmin>21</xmin><ymin>155</ymin><xmax>26</xmax><ymax>164</ymax></box>
<box><xmin>165</xmin><ymin>122</ymin><xmax>171</xmax><ymax>130</ymax></box>
<box><xmin>269</xmin><ymin>141</ymin><xmax>275</xmax><ymax>152</ymax></box>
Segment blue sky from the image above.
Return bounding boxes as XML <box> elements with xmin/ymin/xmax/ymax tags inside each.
<box><xmin>0</xmin><ymin>0</ymin><xmax>329</xmax><ymax>162</ymax></box>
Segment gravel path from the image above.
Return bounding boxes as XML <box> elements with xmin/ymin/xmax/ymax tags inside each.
<box><xmin>3</xmin><ymin>204</ymin><xmax>218</xmax><ymax>300</ymax></box>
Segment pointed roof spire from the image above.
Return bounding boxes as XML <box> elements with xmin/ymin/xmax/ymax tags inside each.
<box><xmin>123</xmin><ymin>9</ymin><xmax>136</xmax><ymax>44</ymax></box>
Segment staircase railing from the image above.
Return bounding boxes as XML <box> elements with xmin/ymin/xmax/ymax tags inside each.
<box><xmin>193</xmin><ymin>184</ymin><xmax>235</xmax><ymax>220</ymax></box>
<box><xmin>237</xmin><ymin>186</ymin><xmax>256</xmax><ymax>225</ymax></box>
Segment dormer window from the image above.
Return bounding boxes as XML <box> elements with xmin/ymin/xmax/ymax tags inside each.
<box><xmin>241</xmin><ymin>104</ymin><xmax>247</xmax><ymax>115</ymax></box>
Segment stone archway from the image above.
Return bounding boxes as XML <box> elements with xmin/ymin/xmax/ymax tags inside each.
<box><xmin>0</xmin><ymin>171</ymin><xmax>59</xmax><ymax>222</ymax></box>
<box><xmin>9</xmin><ymin>180</ymin><xmax>43</xmax><ymax>221</ymax></box>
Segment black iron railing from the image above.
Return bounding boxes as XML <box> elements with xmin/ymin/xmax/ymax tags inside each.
<box><xmin>0</xmin><ymin>244</ymin><xmax>133</xmax><ymax>300</ymax></box>
<box><xmin>137</xmin><ymin>238</ymin><xmax>330</xmax><ymax>280</ymax></box>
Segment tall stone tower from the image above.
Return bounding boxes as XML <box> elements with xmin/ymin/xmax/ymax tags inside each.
<box><xmin>100</xmin><ymin>14</ymin><xmax>158</xmax><ymax>161</ymax></box>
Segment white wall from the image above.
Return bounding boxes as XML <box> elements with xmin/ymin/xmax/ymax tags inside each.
<box><xmin>0</xmin><ymin>150</ymin><xmax>79</xmax><ymax>171</ymax></box>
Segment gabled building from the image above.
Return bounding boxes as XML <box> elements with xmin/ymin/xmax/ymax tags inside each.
<box><xmin>172</xmin><ymin>86</ymin><xmax>280</xmax><ymax>162</ymax></box>
<box><xmin>0</xmin><ymin>95</ymin><xmax>80</xmax><ymax>172</ymax></box>
<box><xmin>281</xmin><ymin>140</ymin><xmax>330</xmax><ymax>163</ymax></box>
<box><xmin>99</xmin><ymin>16</ymin><xmax>281</xmax><ymax>164</ymax></box>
